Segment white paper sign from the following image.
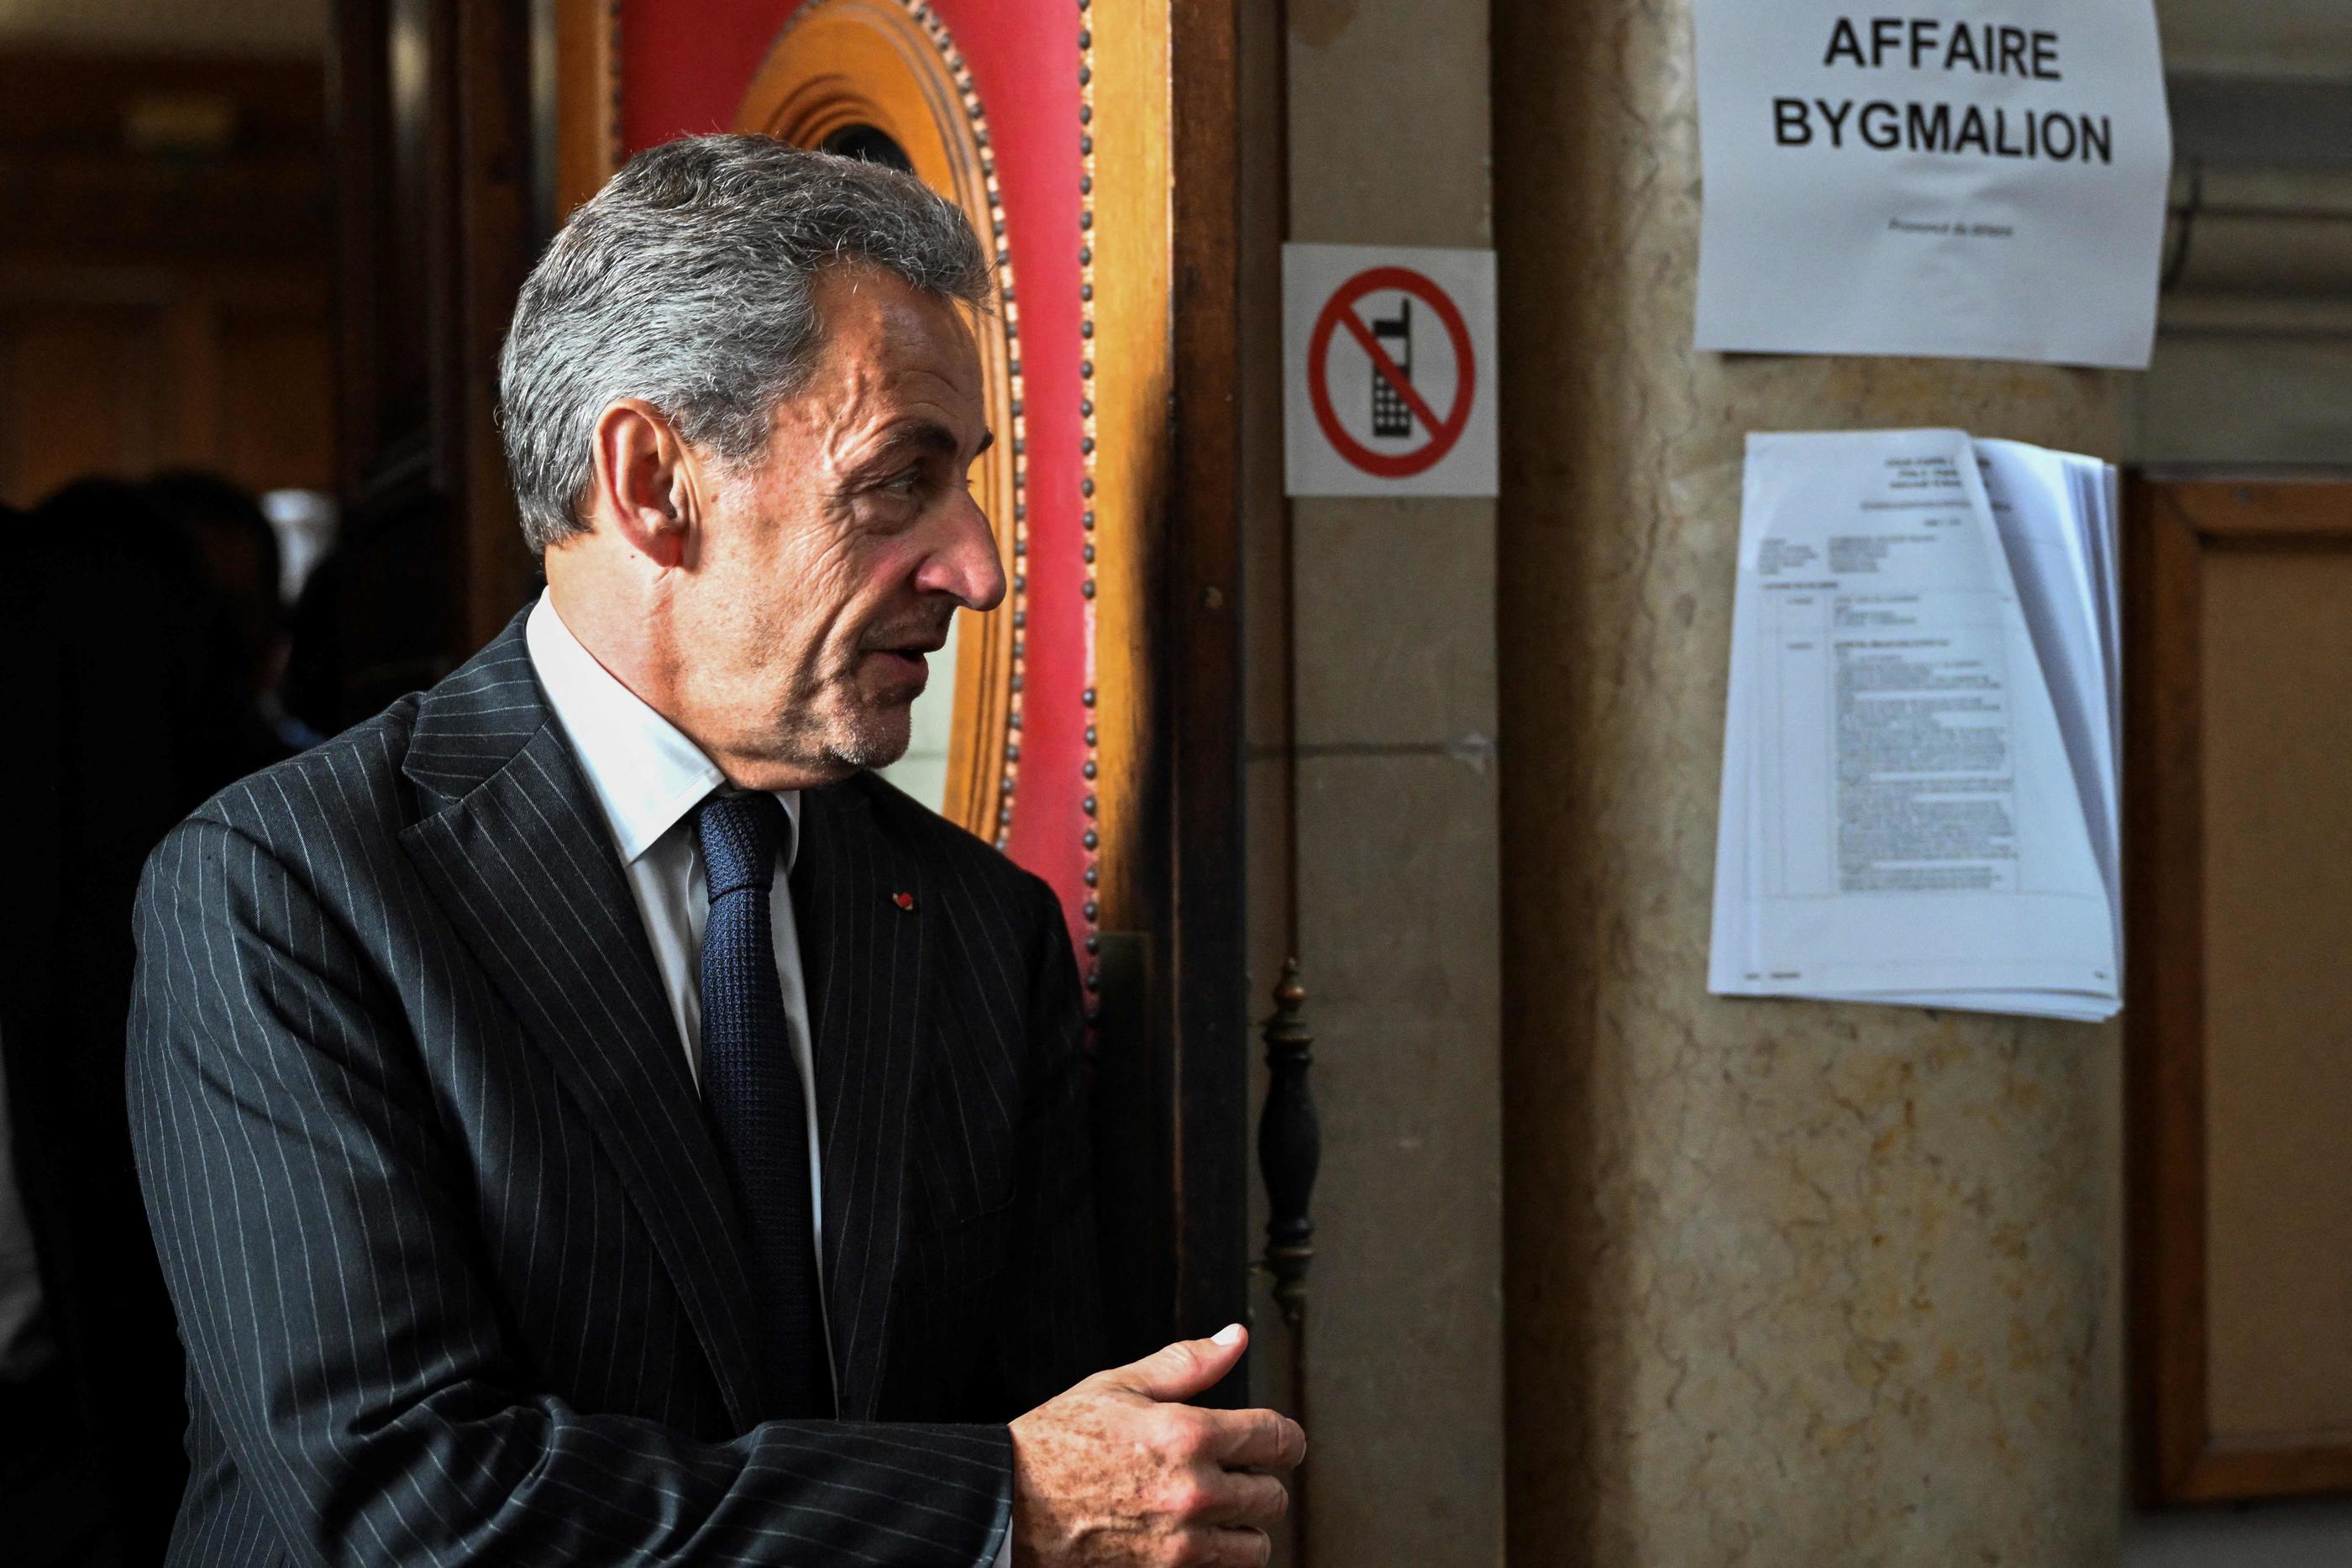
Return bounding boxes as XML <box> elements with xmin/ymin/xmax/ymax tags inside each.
<box><xmin>1709</xmin><ymin>428</ymin><xmax>2123</xmax><ymax>1020</ymax></box>
<box><xmin>1693</xmin><ymin>2</ymin><xmax>2172</xmax><ymax>368</ymax></box>
<box><xmin>1284</xmin><ymin>243</ymin><xmax>1497</xmax><ymax>497</ymax></box>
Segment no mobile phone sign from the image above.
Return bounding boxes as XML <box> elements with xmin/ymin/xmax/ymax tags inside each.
<box><xmin>1284</xmin><ymin>244</ymin><xmax>1497</xmax><ymax>498</ymax></box>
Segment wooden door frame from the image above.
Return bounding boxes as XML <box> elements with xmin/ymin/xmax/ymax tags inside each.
<box><xmin>330</xmin><ymin>0</ymin><xmax>539</xmax><ymax>716</ymax></box>
<box><xmin>1071</xmin><ymin>0</ymin><xmax>1252</xmax><ymax>1380</ymax></box>
<box><xmin>1160</xmin><ymin>0</ymin><xmax>1252</xmax><ymax>1366</ymax></box>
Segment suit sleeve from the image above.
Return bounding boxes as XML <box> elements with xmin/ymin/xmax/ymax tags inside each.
<box><xmin>990</xmin><ymin>875</ymin><xmax>1108</xmax><ymax>1409</ymax></box>
<box><xmin>128</xmin><ymin>816</ymin><xmax>1012</xmax><ymax>1568</ymax></box>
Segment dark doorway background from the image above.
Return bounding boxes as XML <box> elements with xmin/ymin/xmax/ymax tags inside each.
<box><xmin>0</xmin><ymin>14</ymin><xmax>339</xmax><ymax>1565</ymax></box>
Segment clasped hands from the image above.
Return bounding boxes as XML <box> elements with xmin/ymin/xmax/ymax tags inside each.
<box><xmin>1011</xmin><ymin>1324</ymin><xmax>1305</xmax><ymax>1567</ymax></box>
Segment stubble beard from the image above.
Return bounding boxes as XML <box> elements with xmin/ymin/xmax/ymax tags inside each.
<box><xmin>810</xmin><ymin>678</ymin><xmax>917</xmax><ymax>773</ymax></box>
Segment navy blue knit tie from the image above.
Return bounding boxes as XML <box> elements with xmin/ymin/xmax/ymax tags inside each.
<box><xmin>694</xmin><ymin>790</ymin><xmax>832</xmax><ymax>1418</ymax></box>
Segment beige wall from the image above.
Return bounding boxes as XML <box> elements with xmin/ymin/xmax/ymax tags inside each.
<box><xmin>2156</xmin><ymin>0</ymin><xmax>2352</xmax><ymax>76</ymax></box>
<box><xmin>1239</xmin><ymin>1</ymin><xmax>2352</xmax><ymax>1563</ymax></box>
<box><xmin>2125</xmin><ymin>71</ymin><xmax>2352</xmax><ymax>466</ymax></box>
<box><xmin>1243</xmin><ymin>2</ymin><xmax>1505</xmax><ymax>1565</ymax></box>
<box><xmin>1492</xmin><ymin>3</ymin><xmax>2129</xmax><ymax>1564</ymax></box>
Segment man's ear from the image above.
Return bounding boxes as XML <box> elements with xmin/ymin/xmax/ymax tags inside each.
<box><xmin>587</xmin><ymin>399</ymin><xmax>702</xmax><ymax>569</ymax></box>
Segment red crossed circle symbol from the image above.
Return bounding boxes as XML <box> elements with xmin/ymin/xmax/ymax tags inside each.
<box><xmin>1306</xmin><ymin>265</ymin><xmax>1475</xmax><ymax>479</ymax></box>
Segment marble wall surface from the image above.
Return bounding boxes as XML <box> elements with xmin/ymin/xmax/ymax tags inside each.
<box><xmin>1491</xmin><ymin>3</ymin><xmax>2130</xmax><ymax>1564</ymax></box>
<box><xmin>1242</xmin><ymin>2</ymin><xmax>1507</xmax><ymax>1565</ymax></box>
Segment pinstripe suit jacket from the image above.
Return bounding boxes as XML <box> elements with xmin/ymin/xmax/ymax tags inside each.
<box><xmin>126</xmin><ymin>614</ymin><xmax>1104</xmax><ymax>1566</ymax></box>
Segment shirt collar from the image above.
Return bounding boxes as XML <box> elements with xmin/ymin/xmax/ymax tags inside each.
<box><xmin>524</xmin><ymin>591</ymin><xmax>800</xmax><ymax>869</ymax></box>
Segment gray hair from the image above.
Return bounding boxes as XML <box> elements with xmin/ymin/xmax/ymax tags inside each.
<box><xmin>497</xmin><ymin>134</ymin><xmax>992</xmax><ymax>553</ymax></box>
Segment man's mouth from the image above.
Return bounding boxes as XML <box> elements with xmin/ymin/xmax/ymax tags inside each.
<box><xmin>864</xmin><ymin>632</ymin><xmax>948</xmax><ymax>683</ymax></box>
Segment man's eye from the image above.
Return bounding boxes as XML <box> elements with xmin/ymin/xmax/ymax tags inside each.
<box><xmin>882</xmin><ymin>469</ymin><xmax>924</xmax><ymax>497</ymax></box>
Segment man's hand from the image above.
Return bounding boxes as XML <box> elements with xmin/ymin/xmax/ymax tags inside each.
<box><xmin>1009</xmin><ymin>1323</ymin><xmax>1306</xmax><ymax>1567</ymax></box>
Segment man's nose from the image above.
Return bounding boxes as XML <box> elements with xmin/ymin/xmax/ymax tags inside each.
<box><xmin>915</xmin><ymin>490</ymin><xmax>1007</xmax><ymax>611</ymax></box>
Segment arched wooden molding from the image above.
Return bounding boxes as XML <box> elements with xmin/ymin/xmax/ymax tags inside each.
<box><xmin>735</xmin><ymin>0</ymin><xmax>1022</xmax><ymax>844</ymax></box>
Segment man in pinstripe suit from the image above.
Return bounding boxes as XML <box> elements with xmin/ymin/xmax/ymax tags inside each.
<box><xmin>128</xmin><ymin>137</ymin><xmax>1300</xmax><ymax>1566</ymax></box>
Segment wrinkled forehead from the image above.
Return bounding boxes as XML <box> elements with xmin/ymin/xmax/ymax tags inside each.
<box><xmin>800</xmin><ymin>266</ymin><xmax>987</xmax><ymax>427</ymax></box>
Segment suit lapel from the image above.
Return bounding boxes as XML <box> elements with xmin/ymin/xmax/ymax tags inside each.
<box><xmin>793</xmin><ymin>781</ymin><xmax>927</xmax><ymax>1420</ymax></box>
<box><xmin>396</xmin><ymin>619</ymin><xmax>767</xmax><ymax>1430</ymax></box>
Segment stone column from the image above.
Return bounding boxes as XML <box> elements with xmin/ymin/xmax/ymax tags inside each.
<box><xmin>1242</xmin><ymin>2</ymin><xmax>1506</xmax><ymax>1565</ymax></box>
<box><xmin>1492</xmin><ymin>4</ymin><xmax>2128</xmax><ymax>1565</ymax></box>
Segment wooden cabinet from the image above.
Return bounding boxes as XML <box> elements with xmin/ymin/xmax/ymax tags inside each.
<box><xmin>2128</xmin><ymin>477</ymin><xmax>2352</xmax><ymax>1502</ymax></box>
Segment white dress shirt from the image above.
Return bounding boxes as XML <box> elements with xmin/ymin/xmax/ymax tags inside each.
<box><xmin>523</xmin><ymin>592</ymin><xmax>837</xmax><ymax>1392</ymax></box>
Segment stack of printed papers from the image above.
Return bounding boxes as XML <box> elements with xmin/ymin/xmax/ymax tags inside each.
<box><xmin>1709</xmin><ymin>429</ymin><xmax>2120</xmax><ymax>1021</ymax></box>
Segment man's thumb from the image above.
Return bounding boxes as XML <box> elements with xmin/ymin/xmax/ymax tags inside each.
<box><xmin>1104</xmin><ymin>1323</ymin><xmax>1247</xmax><ymax>1403</ymax></box>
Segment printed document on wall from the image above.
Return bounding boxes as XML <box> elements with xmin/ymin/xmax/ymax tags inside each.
<box><xmin>1692</xmin><ymin>1</ymin><xmax>2172</xmax><ymax>367</ymax></box>
<box><xmin>1709</xmin><ymin>429</ymin><xmax>2121</xmax><ymax>1020</ymax></box>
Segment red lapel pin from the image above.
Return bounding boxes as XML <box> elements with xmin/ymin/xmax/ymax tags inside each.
<box><xmin>891</xmin><ymin>890</ymin><xmax>916</xmax><ymax>911</ymax></box>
